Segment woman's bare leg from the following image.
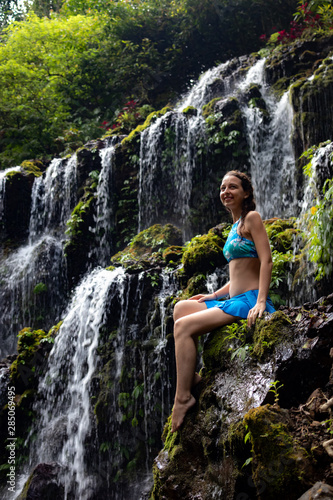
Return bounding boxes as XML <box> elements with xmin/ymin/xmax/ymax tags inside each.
<box><xmin>173</xmin><ymin>300</ymin><xmax>206</xmax><ymax>387</ymax></box>
<box><xmin>171</xmin><ymin>306</ymin><xmax>236</xmax><ymax>433</ymax></box>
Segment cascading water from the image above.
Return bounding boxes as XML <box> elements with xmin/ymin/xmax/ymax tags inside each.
<box><xmin>138</xmin><ymin>111</ymin><xmax>206</xmax><ymax>240</ymax></box>
<box><xmin>20</xmin><ymin>267</ymin><xmax>126</xmax><ymax>499</ymax></box>
<box><xmin>0</xmin><ymin>155</ymin><xmax>79</xmax><ymax>357</ymax></box>
<box><xmin>89</xmin><ymin>141</ymin><xmax>116</xmax><ymax>267</ymax></box>
<box><xmin>29</xmin><ymin>156</ymin><xmax>77</xmax><ymax>241</ymax></box>
<box><xmin>288</xmin><ymin>141</ymin><xmax>333</xmax><ymax>305</ymax></box>
<box><xmin>0</xmin><ymin>236</ymin><xmax>66</xmax><ymax>358</ymax></box>
<box><xmin>138</xmin><ymin>55</ymin><xmax>299</xmax><ymax>242</ymax></box>
<box><xmin>239</xmin><ymin>59</ymin><xmax>297</xmax><ymax>218</ymax></box>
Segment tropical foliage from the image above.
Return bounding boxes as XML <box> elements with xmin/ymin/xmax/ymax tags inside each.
<box><xmin>260</xmin><ymin>0</ymin><xmax>333</xmax><ymax>46</ymax></box>
<box><xmin>0</xmin><ymin>0</ymin><xmax>300</xmax><ymax>167</ymax></box>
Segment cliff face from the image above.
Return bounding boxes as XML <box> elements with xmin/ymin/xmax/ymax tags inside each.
<box><xmin>0</xmin><ymin>32</ymin><xmax>333</xmax><ymax>500</ymax></box>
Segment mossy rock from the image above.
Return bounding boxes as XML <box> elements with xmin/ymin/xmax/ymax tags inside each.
<box><xmin>10</xmin><ymin>323</ymin><xmax>60</xmax><ymax>390</ymax></box>
<box><xmin>243</xmin><ymin>404</ymin><xmax>310</xmax><ymax>499</ymax></box>
<box><xmin>20</xmin><ymin>160</ymin><xmax>44</xmax><ymax>177</ymax></box>
<box><xmin>111</xmin><ymin>223</ymin><xmax>183</xmax><ymax>266</ymax></box>
<box><xmin>162</xmin><ymin>245</ymin><xmax>184</xmax><ymax>264</ymax></box>
<box><xmin>121</xmin><ymin>106</ymin><xmax>172</xmax><ymax>146</ymax></box>
<box><xmin>179</xmin><ymin>273</ymin><xmax>207</xmax><ymax>299</ymax></box>
<box><xmin>182</xmin><ymin>106</ymin><xmax>198</xmax><ymax>117</ymax></box>
<box><xmin>64</xmin><ymin>185</ymin><xmax>98</xmax><ymax>284</ymax></box>
<box><xmin>182</xmin><ymin>231</ymin><xmax>226</xmax><ymax>275</ymax></box>
<box><xmin>252</xmin><ymin>310</ymin><xmax>292</xmax><ymax>360</ymax></box>
<box><xmin>265</xmin><ymin>217</ymin><xmax>299</xmax><ymax>253</ymax></box>
<box><xmin>202</xmin><ymin>97</ymin><xmax>223</xmax><ymax>118</ymax></box>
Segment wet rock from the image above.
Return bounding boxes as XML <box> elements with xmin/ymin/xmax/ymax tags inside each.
<box><xmin>297</xmin><ymin>481</ymin><xmax>333</xmax><ymax>500</ymax></box>
<box><xmin>17</xmin><ymin>462</ymin><xmax>64</xmax><ymax>500</ymax></box>
<box><xmin>152</xmin><ymin>295</ymin><xmax>333</xmax><ymax>499</ymax></box>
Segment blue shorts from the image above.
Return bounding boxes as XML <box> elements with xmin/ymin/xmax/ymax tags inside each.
<box><xmin>205</xmin><ymin>289</ymin><xmax>276</xmax><ymax>319</ymax></box>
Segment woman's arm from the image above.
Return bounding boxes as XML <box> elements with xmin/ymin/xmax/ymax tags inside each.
<box><xmin>189</xmin><ymin>281</ymin><xmax>230</xmax><ymax>302</ymax></box>
<box><xmin>246</xmin><ymin>211</ymin><xmax>273</xmax><ymax>326</ymax></box>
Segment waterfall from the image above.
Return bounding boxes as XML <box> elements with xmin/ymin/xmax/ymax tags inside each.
<box><xmin>138</xmin><ymin>111</ymin><xmax>206</xmax><ymax>240</ymax></box>
<box><xmin>138</xmin><ymin>56</ymin><xmax>298</xmax><ymax>240</ymax></box>
<box><xmin>152</xmin><ymin>269</ymin><xmax>178</xmax><ymax>432</ymax></box>
<box><xmin>29</xmin><ymin>156</ymin><xmax>77</xmax><ymax>242</ymax></box>
<box><xmin>90</xmin><ymin>143</ymin><xmax>116</xmax><ymax>267</ymax></box>
<box><xmin>0</xmin><ymin>156</ymin><xmax>79</xmax><ymax>357</ymax></box>
<box><xmin>289</xmin><ymin>141</ymin><xmax>333</xmax><ymax>305</ymax></box>
<box><xmin>23</xmin><ymin>267</ymin><xmax>126</xmax><ymax>499</ymax></box>
<box><xmin>13</xmin><ymin>264</ymin><xmax>178</xmax><ymax>500</ymax></box>
<box><xmin>238</xmin><ymin>59</ymin><xmax>297</xmax><ymax>219</ymax></box>
<box><xmin>177</xmin><ymin>60</ymin><xmax>232</xmax><ymax>111</ymax></box>
<box><xmin>0</xmin><ymin>235</ymin><xmax>66</xmax><ymax>358</ymax></box>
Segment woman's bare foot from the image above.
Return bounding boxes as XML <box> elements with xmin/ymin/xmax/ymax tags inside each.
<box><xmin>171</xmin><ymin>395</ymin><xmax>196</xmax><ymax>433</ymax></box>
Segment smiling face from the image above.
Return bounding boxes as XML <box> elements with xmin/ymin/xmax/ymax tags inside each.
<box><xmin>220</xmin><ymin>175</ymin><xmax>249</xmax><ymax>213</ymax></box>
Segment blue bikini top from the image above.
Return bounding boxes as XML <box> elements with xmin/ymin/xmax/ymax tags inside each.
<box><xmin>223</xmin><ymin>219</ymin><xmax>258</xmax><ymax>263</ymax></box>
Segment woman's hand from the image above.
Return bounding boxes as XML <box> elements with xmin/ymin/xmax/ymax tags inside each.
<box><xmin>189</xmin><ymin>293</ymin><xmax>217</xmax><ymax>302</ymax></box>
<box><xmin>247</xmin><ymin>301</ymin><xmax>266</xmax><ymax>327</ymax></box>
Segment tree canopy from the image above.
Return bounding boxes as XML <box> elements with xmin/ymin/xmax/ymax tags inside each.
<box><xmin>0</xmin><ymin>0</ymin><xmax>302</xmax><ymax>168</ymax></box>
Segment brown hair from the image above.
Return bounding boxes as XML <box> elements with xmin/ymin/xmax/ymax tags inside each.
<box><xmin>222</xmin><ymin>170</ymin><xmax>256</xmax><ymax>234</ymax></box>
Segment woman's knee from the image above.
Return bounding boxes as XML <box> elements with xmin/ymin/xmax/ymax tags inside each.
<box><xmin>173</xmin><ymin>299</ymin><xmax>205</xmax><ymax>321</ymax></box>
<box><xmin>173</xmin><ymin>300</ymin><xmax>190</xmax><ymax>320</ymax></box>
<box><xmin>174</xmin><ymin>316</ymin><xmax>193</xmax><ymax>341</ymax></box>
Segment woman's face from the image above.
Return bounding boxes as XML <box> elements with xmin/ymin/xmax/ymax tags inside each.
<box><xmin>220</xmin><ymin>175</ymin><xmax>248</xmax><ymax>209</ymax></box>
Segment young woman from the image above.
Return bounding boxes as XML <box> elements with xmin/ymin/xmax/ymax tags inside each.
<box><xmin>171</xmin><ymin>170</ymin><xmax>275</xmax><ymax>432</ymax></box>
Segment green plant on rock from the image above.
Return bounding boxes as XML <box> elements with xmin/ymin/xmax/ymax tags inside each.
<box><xmin>270</xmin><ymin>249</ymin><xmax>293</xmax><ymax>290</ymax></box>
<box><xmin>111</xmin><ymin>223</ymin><xmax>182</xmax><ymax>265</ymax></box>
<box><xmin>33</xmin><ymin>282</ymin><xmax>48</xmax><ymax>295</ymax></box>
<box><xmin>268</xmin><ymin>380</ymin><xmax>284</xmax><ymax>406</ymax></box>
<box><xmin>222</xmin><ymin>320</ymin><xmax>251</xmax><ymax>361</ymax></box>
<box><xmin>20</xmin><ymin>160</ymin><xmax>43</xmax><ymax>177</ymax></box>
<box><xmin>64</xmin><ymin>188</ymin><xmax>96</xmax><ymax>249</ymax></box>
<box><xmin>303</xmin><ymin>177</ymin><xmax>333</xmax><ymax>281</ymax></box>
<box><xmin>205</xmin><ymin>113</ymin><xmax>241</xmax><ymax>155</ymax></box>
<box><xmin>121</xmin><ymin>106</ymin><xmax>172</xmax><ymax>146</ymax></box>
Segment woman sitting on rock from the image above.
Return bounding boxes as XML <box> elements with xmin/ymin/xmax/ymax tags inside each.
<box><xmin>171</xmin><ymin>170</ymin><xmax>275</xmax><ymax>432</ymax></box>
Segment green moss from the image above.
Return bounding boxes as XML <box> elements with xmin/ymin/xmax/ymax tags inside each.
<box><xmin>10</xmin><ymin>323</ymin><xmax>60</xmax><ymax>387</ymax></box>
<box><xmin>162</xmin><ymin>416</ymin><xmax>182</xmax><ymax>458</ymax></box>
<box><xmin>20</xmin><ymin>160</ymin><xmax>43</xmax><ymax>177</ymax></box>
<box><xmin>111</xmin><ymin>223</ymin><xmax>182</xmax><ymax>265</ymax></box>
<box><xmin>202</xmin><ymin>97</ymin><xmax>222</xmax><ymax>118</ymax></box>
<box><xmin>243</xmin><ymin>404</ymin><xmax>309</xmax><ymax>498</ymax></box>
<box><xmin>121</xmin><ymin>106</ymin><xmax>172</xmax><ymax>146</ymax></box>
<box><xmin>182</xmin><ymin>106</ymin><xmax>198</xmax><ymax>117</ymax></box>
<box><xmin>162</xmin><ymin>245</ymin><xmax>184</xmax><ymax>264</ymax></box>
<box><xmin>265</xmin><ymin>218</ymin><xmax>299</xmax><ymax>252</ymax></box>
<box><xmin>179</xmin><ymin>273</ymin><xmax>207</xmax><ymax>299</ymax></box>
<box><xmin>201</xmin><ymin>326</ymin><xmax>232</xmax><ymax>372</ymax></box>
<box><xmin>252</xmin><ymin>311</ymin><xmax>292</xmax><ymax>360</ymax></box>
<box><xmin>4</xmin><ymin>170</ymin><xmax>23</xmax><ymax>183</ymax></box>
<box><xmin>182</xmin><ymin>231</ymin><xmax>226</xmax><ymax>275</ymax></box>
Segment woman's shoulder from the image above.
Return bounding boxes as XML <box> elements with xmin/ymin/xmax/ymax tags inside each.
<box><xmin>244</xmin><ymin>211</ymin><xmax>265</xmax><ymax>232</ymax></box>
<box><xmin>244</xmin><ymin>211</ymin><xmax>263</xmax><ymax>224</ymax></box>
